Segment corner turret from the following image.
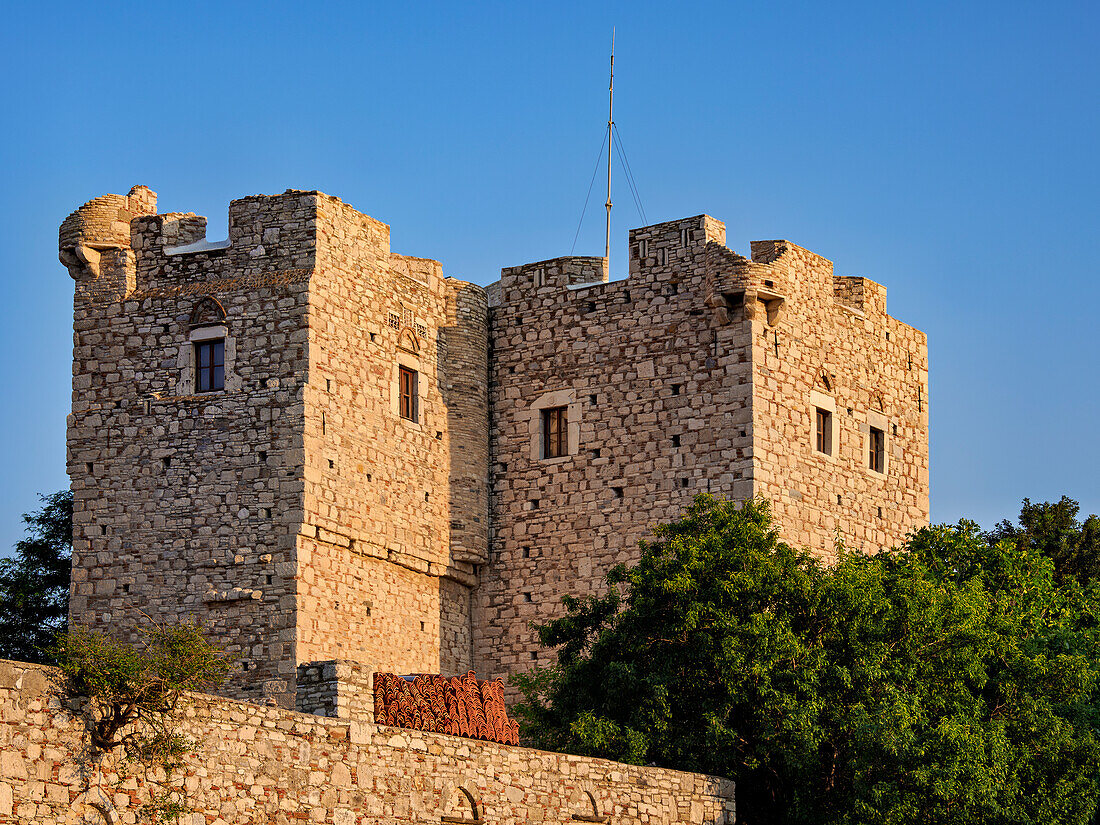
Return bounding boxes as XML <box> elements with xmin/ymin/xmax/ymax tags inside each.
<box><xmin>58</xmin><ymin>185</ymin><xmax>157</xmax><ymax>302</ymax></box>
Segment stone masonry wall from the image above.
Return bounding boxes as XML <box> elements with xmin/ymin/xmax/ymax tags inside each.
<box><xmin>738</xmin><ymin>244</ymin><xmax>929</xmax><ymax>558</ymax></box>
<box><xmin>62</xmin><ymin>186</ymin><xmax>926</xmax><ymax>709</ymax></box>
<box><xmin>478</xmin><ymin>215</ymin><xmax>928</xmax><ymax>677</ymax></box>
<box><xmin>65</xmin><ymin>188</ymin><xmax>492</xmax><ymax>706</ymax></box>
<box><xmin>293</xmin><ymin>194</ymin><xmax>488</xmax><ymax>677</ymax></box>
<box><xmin>0</xmin><ymin>660</ymin><xmax>736</xmax><ymax>824</ymax></box>
<box><xmin>476</xmin><ymin>216</ymin><xmax>757</xmax><ymax>680</ymax></box>
<box><xmin>295</xmin><ymin>659</ymin><xmax>375</xmax><ymax>720</ymax></box>
<box><xmin>65</xmin><ymin>189</ymin><xmax>322</xmax><ymax>706</ymax></box>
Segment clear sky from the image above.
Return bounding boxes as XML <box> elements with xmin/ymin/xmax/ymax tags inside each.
<box><xmin>1</xmin><ymin>0</ymin><xmax>1097</xmax><ymax>553</ymax></box>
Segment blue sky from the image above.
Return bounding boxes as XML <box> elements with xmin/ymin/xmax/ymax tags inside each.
<box><xmin>1</xmin><ymin>0</ymin><xmax>1097</xmax><ymax>552</ymax></box>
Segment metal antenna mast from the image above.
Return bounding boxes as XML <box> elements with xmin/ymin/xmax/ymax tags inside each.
<box><xmin>604</xmin><ymin>28</ymin><xmax>615</xmax><ymax>271</ymax></box>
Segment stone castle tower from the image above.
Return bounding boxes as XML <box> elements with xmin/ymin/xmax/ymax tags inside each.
<box><xmin>60</xmin><ymin>187</ymin><xmax>928</xmax><ymax>704</ymax></box>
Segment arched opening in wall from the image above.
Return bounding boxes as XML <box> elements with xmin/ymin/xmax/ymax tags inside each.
<box><xmin>572</xmin><ymin>790</ymin><xmax>608</xmax><ymax>823</ymax></box>
<box><xmin>440</xmin><ymin>785</ymin><xmax>483</xmax><ymax>824</ymax></box>
<box><xmin>181</xmin><ymin>296</ymin><xmax>235</xmax><ymax>395</ymax></box>
<box><xmin>188</xmin><ymin>296</ymin><xmax>226</xmax><ymax>327</ymax></box>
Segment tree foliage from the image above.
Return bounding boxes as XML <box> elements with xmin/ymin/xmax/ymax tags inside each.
<box><xmin>52</xmin><ymin>621</ymin><xmax>231</xmax><ymax>824</ymax></box>
<box><xmin>0</xmin><ymin>490</ymin><xmax>72</xmax><ymax>663</ymax></box>
<box><xmin>987</xmin><ymin>495</ymin><xmax>1100</xmax><ymax>585</ymax></box>
<box><xmin>513</xmin><ymin>496</ymin><xmax>1100</xmax><ymax>825</ymax></box>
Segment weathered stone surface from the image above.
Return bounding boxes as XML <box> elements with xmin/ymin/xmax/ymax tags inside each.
<box><xmin>0</xmin><ymin>660</ymin><xmax>735</xmax><ymax>824</ymax></box>
<box><xmin>477</xmin><ymin>216</ymin><xmax>928</xmax><ymax>679</ymax></box>
<box><xmin>52</xmin><ymin>186</ymin><xmax>929</xmax><ymax>821</ymax></box>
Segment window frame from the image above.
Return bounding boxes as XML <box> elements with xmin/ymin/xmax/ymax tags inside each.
<box><xmin>542</xmin><ymin>406</ymin><xmax>568</xmax><ymax>459</ymax></box>
<box><xmin>399</xmin><ymin>365</ymin><xmax>419</xmax><ymax>422</ymax></box>
<box><xmin>194</xmin><ymin>338</ymin><xmax>225</xmax><ymax>394</ymax></box>
<box><xmin>808</xmin><ymin>389</ymin><xmax>838</xmax><ymax>463</ymax></box>
<box><xmin>868</xmin><ymin>425</ymin><xmax>885</xmax><ymax>474</ymax></box>
<box><xmin>815</xmin><ymin>407</ymin><xmax>833</xmax><ymax>455</ymax></box>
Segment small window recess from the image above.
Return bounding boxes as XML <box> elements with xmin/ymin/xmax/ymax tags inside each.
<box><xmin>680</xmin><ymin>227</ymin><xmax>690</xmax><ymax>246</ymax></box>
<box><xmin>194</xmin><ymin>339</ymin><xmax>225</xmax><ymax>393</ymax></box>
<box><xmin>589</xmin><ymin>394</ymin><xmax>598</xmax><ymax>405</ymax></box>
<box><xmin>671</xmin><ymin>383</ymin><xmax>682</xmax><ymax>396</ymax></box>
<box><xmin>399</xmin><ymin>366</ymin><xmax>419</xmax><ymax>422</ymax></box>
<box><xmin>815</xmin><ymin>408</ymin><xmax>833</xmax><ymax>455</ymax></box>
<box><xmin>542</xmin><ymin>406</ymin><xmax>568</xmax><ymax>459</ymax></box>
<box><xmin>869</xmin><ymin>426</ymin><xmax>885</xmax><ymax>474</ymax></box>
<box><xmin>680</xmin><ymin>478</ymin><xmax>689</xmax><ymax>488</ymax></box>
<box><xmin>672</xmin><ymin>434</ymin><xmax>681</xmax><ymax>447</ymax></box>
<box><xmin>611</xmin><ymin>486</ymin><xmax>624</xmax><ymax>499</ymax></box>
<box><xmin>534</xmin><ymin>268</ymin><xmax>545</xmax><ymax>287</ymax></box>
<box><xmin>589</xmin><ymin>448</ymin><xmax>601</xmax><ymax>459</ymax></box>
<box><xmin>638</xmin><ymin>239</ymin><xmax>649</xmax><ymax>259</ymax></box>
<box><xmin>656</xmin><ymin>247</ymin><xmax>667</xmax><ymax>266</ymax></box>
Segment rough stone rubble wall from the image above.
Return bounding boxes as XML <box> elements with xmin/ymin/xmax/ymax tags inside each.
<box><xmin>65</xmin><ymin>188</ymin><xmax>492</xmax><ymax>707</ymax></box>
<box><xmin>0</xmin><ymin>660</ymin><xmax>735</xmax><ymax>825</ymax></box>
<box><xmin>477</xmin><ymin>216</ymin><xmax>757</xmax><ymax>680</ymax></box>
<box><xmin>61</xmin><ymin>185</ymin><xmax>926</xmax><ymax>708</ymax></box>
<box><xmin>732</xmin><ymin>243</ymin><xmax>929</xmax><ymax>558</ymax></box>
<box><xmin>65</xmin><ymin>190</ymin><xmax>322</xmax><ymax>706</ymax></box>
<box><xmin>479</xmin><ymin>214</ymin><xmax>928</xmax><ymax>675</ymax></box>
<box><xmin>294</xmin><ymin>194</ymin><xmax>487</xmax><ymax>678</ymax></box>
<box><xmin>296</xmin><ymin>659</ymin><xmax>375</xmax><ymax>720</ymax></box>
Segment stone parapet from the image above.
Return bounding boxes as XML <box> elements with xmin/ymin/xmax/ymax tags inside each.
<box><xmin>295</xmin><ymin>659</ymin><xmax>376</xmax><ymax>721</ymax></box>
<box><xmin>0</xmin><ymin>660</ymin><xmax>736</xmax><ymax>824</ymax></box>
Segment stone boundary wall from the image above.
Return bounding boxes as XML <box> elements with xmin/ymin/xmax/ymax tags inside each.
<box><xmin>295</xmin><ymin>659</ymin><xmax>375</xmax><ymax>721</ymax></box>
<box><xmin>0</xmin><ymin>660</ymin><xmax>736</xmax><ymax>824</ymax></box>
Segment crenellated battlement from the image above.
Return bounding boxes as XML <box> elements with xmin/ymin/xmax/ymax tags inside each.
<box><xmin>59</xmin><ymin>185</ymin><xmax>927</xmax><ymax>714</ymax></box>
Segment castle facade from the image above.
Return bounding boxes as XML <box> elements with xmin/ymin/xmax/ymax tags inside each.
<box><xmin>60</xmin><ymin>186</ymin><xmax>928</xmax><ymax>705</ymax></box>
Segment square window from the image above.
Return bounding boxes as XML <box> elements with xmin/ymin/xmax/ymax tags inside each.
<box><xmin>815</xmin><ymin>408</ymin><xmax>832</xmax><ymax>455</ymax></box>
<box><xmin>399</xmin><ymin>366</ymin><xmax>418</xmax><ymax>422</ymax></box>
<box><xmin>542</xmin><ymin>406</ymin><xmax>567</xmax><ymax>458</ymax></box>
<box><xmin>869</xmin><ymin>426</ymin><xmax>885</xmax><ymax>473</ymax></box>
<box><xmin>195</xmin><ymin>339</ymin><xmax>225</xmax><ymax>393</ymax></box>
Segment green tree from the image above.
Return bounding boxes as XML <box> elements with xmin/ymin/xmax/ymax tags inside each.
<box><xmin>987</xmin><ymin>496</ymin><xmax>1100</xmax><ymax>585</ymax></box>
<box><xmin>52</xmin><ymin>621</ymin><xmax>231</xmax><ymax>824</ymax></box>
<box><xmin>513</xmin><ymin>496</ymin><xmax>1100</xmax><ymax>825</ymax></box>
<box><xmin>0</xmin><ymin>490</ymin><xmax>72</xmax><ymax>663</ymax></box>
